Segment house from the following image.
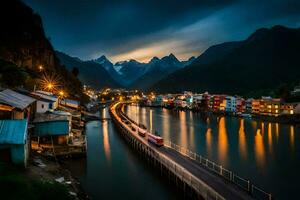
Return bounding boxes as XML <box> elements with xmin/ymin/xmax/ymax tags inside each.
<box><xmin>236</xmin><ymin>97</ymin><xmax>246</xmax><ymax>114</ymax></box>
<box><xmin>32</xmin><ymin>111</ymin><xmax>72</xmax><ymax>145</ymax></box>
<box><xmin>185</xmin><ymin>95</ymin><xmax>193</xmax><ymax>109</ymax></box>
<box><xmin>223</xmin><ymin>96</ymin><xmax>236</xmax><ymax>113</ymax></box>
<box><xmin>210</xmin><ymin>95</ymin><xmax>226</xmax><ymax>112</ymax></box>
<box><xmin>34</xmin><ymin>96</ymin><xmax>56</xmax><ymax>113</ymax></box>
<box><xmin>259</xmin><ymin>97</ymin><xmax>281</xmax><ymax>116</ymax></box>
<box><xmin>60</xmin><ymin>98</ymin><xmax>80</xmax><ymax>110</ymax></box>
<box><xmin>281</xmin><ymin>103</ymin><xmax>298</xmax><ymax>115</ymax></box>
<box><xmin>32</xmin><ymin>91</ymin><xmax>59</xmax><ymax>110</ymax></box>
<box><xmin>0</xmin><ymin>89</ymin><xmax>36</xmax><ymax>120</ymax></box>
<box><xmin>246</xmin><ymin>98</ymin><xmax>253</xmax><ymax>113</ymax></box>
<box><xmin>0</xmin><ymin>119</ymin><xmax>29</xmax><ymax>167</ymax></box>
<box><xmin>152</xmin><ymin>95</ymin><xmax>164</xmax><ymax>107</ymax></box>
<box><xmin>251</xmin><ymin>99</ymin><xmax>260</xmax><ymax>114</ymax></box>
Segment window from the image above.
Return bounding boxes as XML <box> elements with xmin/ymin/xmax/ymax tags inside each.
<box><xmin>41</xmin><ymin>104</ymin><xmax>44</xmax><ymax>109</ymax></box>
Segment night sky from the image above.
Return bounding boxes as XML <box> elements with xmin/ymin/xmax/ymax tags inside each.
<box><xmin>23</xmin><ymin>0</ymin><xmax>300</xmax><ymax>63</ymax></box>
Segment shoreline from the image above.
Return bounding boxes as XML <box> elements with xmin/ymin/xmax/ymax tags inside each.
<box><xmin>139</xmin><ymin>105</ymin><xmax>300</xmax><ymax>125</ymax></box>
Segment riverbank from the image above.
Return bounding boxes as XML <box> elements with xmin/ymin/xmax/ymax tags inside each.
<box><xmin>140</xmin><ymin>104</ymin><xmax>300</xmax><ymax>125</ymax></box>
<box><xmin>0</xmin><ymin>151</ymin><xmax>88</xmax><ymax>200</ymax></box>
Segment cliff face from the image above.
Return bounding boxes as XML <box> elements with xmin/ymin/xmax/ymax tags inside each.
<box><xmin>0</xmin><ymin>0</ymin><xmax>86</xmax><ymax>101</ymax></box>
<box><xmin>0</xmin><ymin>0</ymin><xmax>57</xmax><ymax>70</ymax></box>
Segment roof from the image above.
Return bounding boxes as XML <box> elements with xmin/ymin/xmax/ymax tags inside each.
<box><xmin>0</xmin><ymin>89</ymin><xmax>36</xmax><ymax>110</ymax></box>
<box><xmin>31</xmin><ymin>92</ymin><xmax>58</xmax><ymax>102</ymax></box>
<box><xmin>0</xmin><ymin>119</ymin><xmax>28</xmax><ymax>145</ymax></box>
<box><xmin>33</xmin><ymin>113</ymin><xmax>71</xmax><ymax>123</ymax></box>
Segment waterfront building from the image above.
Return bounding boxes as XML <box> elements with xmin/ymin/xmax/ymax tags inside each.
<box><xmin>236</xmin><ymin>97</ymin><xmax>246</xmax><ymax>114</ymax></box>
<box><xmin>35</xmin><ymin>96</ymin><xmax>56</xmax><ymax>113</ymax></box>
<box><xmin>259</xmin><ymin>97</ymin><xmax>281</xmax><ymax>116</ymax></box>
<box><xmin>185</xmin><ymin>95</ymin><xmax>193</xmax><ymax>109</ymax></box>
<box><xmin>223</xmin><ymin>96</ymin><xmax>236</xmax><ymax>113</ymax></box>
<box><xmin>251</xmin><ymin>99</ymin><xmax>260</xmax><ymax>114</ymax></box>
<box><xmin>280</xmin><ymin>103</ymin><xmax>298</xmax><ymax>115</ymax></box>
<box><xmin>60</xmin><ymin>98</ymin><xmax>80</xmax><ymax>110</ymax></box>
<box><xmin>246</xmin><ymin>98</ymin><xmax>253</xmax><ymax>113</ymax></box>
<box><xmin>153</xmin><ymin>95</ymin><xmax>164</xmax><ymax>107</ymax></box>
<box><xmin>0</xmin><ymin>89</ymin><xmax>36</xmax><ymax>120</ymax></box>
<box><xmin>32</xmin><ymin>91</ymin><xmax>59</xmax><ymax>110</ymax></box>
<box><xmin>210</xmin><ymin>95</ymin><xmax>226</xmax><ymax>112</ymax></box>
<box><xmin>33</xmin><ymin>111</ymin><xmax>72</xmax><ymax>145</ymax></box>
<box><xmin>0</xmin><ymin>119</ymin><xmax>29</xmax><ymax>167</ymax></box>
<box><xmin>192</xmin><ymin>94</ymin><xmax>203</xmax><ymax>110</ymax></box>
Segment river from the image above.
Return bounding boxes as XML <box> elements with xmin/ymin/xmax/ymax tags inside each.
<box><xmin>124</xmin><ymin>105</ymin><xmax>300</xmax><ymax>200</ymax></box>
<box><xmin>67</xmin><ymin>108</ymin><xmax>182</xmax><ymax>200</ymax></box>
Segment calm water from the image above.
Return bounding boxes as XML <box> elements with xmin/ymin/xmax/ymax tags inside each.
<box><xmin>125</xmin><ymin>105</ymin><xmax>300</xmax><ymax>200</ymax></box>
<box><xmin>70</xmin><ymin>108</ymin><xmax>181</xmax><ymax>200</ymax></box>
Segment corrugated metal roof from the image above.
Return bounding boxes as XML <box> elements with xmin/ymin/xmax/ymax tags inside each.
<box><xmin>31</xmin><ymin>92</ymin><xmax>58</xmax><ymax>102</ymax></box>
<box><xmin>0</xmin><ymin>119</ymin><xmax>28</xmax><ymax>144</ymax></box>
<box><xmin>0</xmin><ymin>89</ymin><xmax>36</xmax><ymax>110</ymax></box>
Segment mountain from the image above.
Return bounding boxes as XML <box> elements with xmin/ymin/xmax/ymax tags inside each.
<box><xmin>149</xmin><ymin>25</ymin><xmax>300</xmax><ymax>97</ymax></box>
<box><xmin>93</xmin><ymin>55</ymin><xmax>126</xmax><ymax>85</ymax></box>
<box><xmin>182</xmin><ymin>56</ymin><xmax>196</xmax><ymax>67</ymax></box>
<box><xmin>114</xmin><ymin>59</ymin><xmax>146</xmax><ymax>86</ymax></box>
<box><xmin>0</xmin><ymin>0</ymin><xmax>85</xmax><ymax>101</ymax></box>
<box><xmin>56</xmin><ymin>51</ymin><xmax>120</xmax><ymax>89</ymax></box>
<box><xmin>130</xmin><ymin>54</ymin><xmax>194</xmax><ymax>90</ymax></box>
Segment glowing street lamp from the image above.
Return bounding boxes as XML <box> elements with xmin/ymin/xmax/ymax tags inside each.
<box><xmin>38</xmin><ymin>65</ymin><xmax>44</xmax><ymax>72</ymax></box>
<box><xmin>59</xmin><ymin>90</ymin><xmax>64</xmax><ymax>97</ymax></box>
<box><xmin>47</xmin><ymin>83</ymin><xmax>53</xmax><ymax>90</ymax></box>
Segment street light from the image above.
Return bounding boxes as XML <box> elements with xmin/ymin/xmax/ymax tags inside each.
<box><xmin>47</xmin><ymin>83</ymin><xmax>53</xmax><ymax>90</ymax></box>
<box><xmin>38</xmin><ymin>65</ymin><xmax>43</xmax><ymax>71</ymax></box>
<box><xmin>59</xmin><ymin>90</ymin><xmax>64</xmax><ymax>97</ymax></box>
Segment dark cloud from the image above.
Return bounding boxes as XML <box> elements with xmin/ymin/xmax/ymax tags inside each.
<box><xmin>23</xmin><ymin>0</ymin><xmax>300</xmax><ymax>62</ymax></box>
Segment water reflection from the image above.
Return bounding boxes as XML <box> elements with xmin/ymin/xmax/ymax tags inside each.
<box><xmin>179</xmin><ymin>111</ymin><xmax>188</xmax><ymax>148</ymax></box>
<box><xmin>124</xmin><ymin>105</ymin><xmax>300</xmax><ymax>199</ymax></box>
<box><xmin>238</xmin><ymin>119</ymin><xmax>247</xmax><ymax>160</ymax></box>
<box><xmin>218</xmin><ymin>117</ymin><xmax>228</xmax><ymax>165</ymax></box>
<box><xmin>206</xmin><ymin>128</ymin><xmax>212</xmax><ymax>156</ymax></box>
<box><xmin>275</xmin><ymin>123</ymin><xmax>279</xmax><ymax>141</ymax></box>
<box><xmin>142</xmin><ymin>108</ymin><xmax>147</xmax><ymax>126</ymax></box>
<box><xmin>102</xmin><ymin>121</ymin><xmax>111</xmax><ymax>162</ymax></box>
<box><xmin>149</xmin><ymin>109</ymin><xmax>153</xmax><ymax>133</ymax></box>
<box><xmin>268</xmin><ymin>123</ymin><xmax>273</xmax><ymax>154</ymax></box>
<box><xmin>162</xmin><ymin>109</ymin><xmax>170</xmax><ymax>139</ymax></box>
<box><xmin>290</xmin><ymin>126</ymin><xmax>295</xmax><ymax>151</ymax></box>
<box><xmin>255</xmin><ymin>129</ymin><xmax>265</xmax><ymax>168</ymax></box>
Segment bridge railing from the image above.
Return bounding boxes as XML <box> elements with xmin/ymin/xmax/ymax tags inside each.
<box><xmin>165</xmin><ymin>140</ymin><xmax>272</xmax><ymax>200</ymax></box>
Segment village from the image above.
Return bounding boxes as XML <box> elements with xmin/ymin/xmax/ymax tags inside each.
<box><xmin>138</xmin><ymin>87</ymin><xmax>300</xmax><ymax>122</ymax></box>
<box><xmin>0</xmin><ymin>87</ymin><xmax>89</xmax><ymax>199</ymax></box>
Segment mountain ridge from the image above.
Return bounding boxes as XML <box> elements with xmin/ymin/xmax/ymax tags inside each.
<box><xmin>148</xmin><ymin>25</ymin><xmax>300</xmax><ymax>97</ymax></box>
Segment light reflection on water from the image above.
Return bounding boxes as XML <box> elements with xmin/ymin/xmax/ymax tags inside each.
<box><xmin>238</xmin><ymin>119</ymin><xmax>247</xmax><ymax>160</ymax></box>
<box><xmin>218</xmin><ymin>117</ymin><xmax>228</xmax><ymax>165</ymax></box>
<box><xmin>102</xmin><ymin>120</ymin><xmax>111</xmax><ymax>162</ymax></box>
<box><xmin>125</xmin><ymin>105</ymin><xmax>300</xmax><ymax>199</ymax></box>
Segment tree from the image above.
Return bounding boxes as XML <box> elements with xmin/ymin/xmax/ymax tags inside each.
<box><xmin>71</xmin><ymin>67</ymin><xmax>79</xmax><ymax>77</ymax></box>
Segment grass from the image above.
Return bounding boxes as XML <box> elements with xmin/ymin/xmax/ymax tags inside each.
<box><xmin>0</xmin><ymin>162</ymin><xmax>72</xmax><ymax>200</ymax></box>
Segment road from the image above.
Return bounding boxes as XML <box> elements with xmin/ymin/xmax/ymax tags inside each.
<box><xmin>111</xmin><ymin>102</ymin><xmax>255</xmax><ymax>200</ymax></box>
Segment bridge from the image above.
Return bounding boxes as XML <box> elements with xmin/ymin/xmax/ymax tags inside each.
<box><xmin>109</xmin><ymin>102</ymin><xmax>272</xmax><ymax>200</ymax></box>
